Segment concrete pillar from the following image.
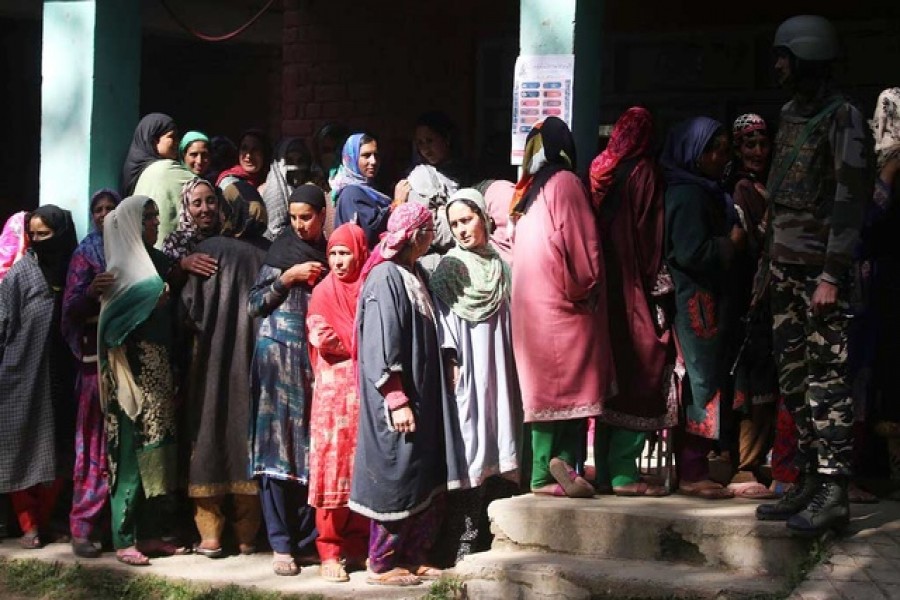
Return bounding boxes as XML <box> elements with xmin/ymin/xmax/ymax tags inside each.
<box><xmin>40</xmin><ymin>0</ymin><xmax>141</xmax><ymax>239</ymax></box>
<box><xmin>519</xmin><ymin>0</ymin><xmax>603</xmax><ymax>174</ymax></box>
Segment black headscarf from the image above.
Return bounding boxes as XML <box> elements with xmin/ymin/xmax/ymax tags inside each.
<box><xmin>121</xmin><ymin>112</ymin><xmax>177</xmax><ymax>195</ymax></box>
<box><xmin>28</xmin><ymin>205</ymin><xmax>78</xmax><ymax>289</ymax></box>
<box><xmin>263</xmin><ymin>184</ymin><xmax>328</xmax><ymax>272</ymax></box>
<box><xmin>219</xmin><ymin>180</ymin><xmax>268</xmax><ymax>241</ymax></box>
<box><xmin>510</xmin><ymin>116</ymin><xmax>578</xmax><ymax>217</ymax></box>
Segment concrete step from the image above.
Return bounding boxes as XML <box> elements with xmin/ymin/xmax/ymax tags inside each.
<box><xmin>486</xmin><ymin>494</ymin><xmax>813</xmax><ymax>576</ymax></box>
<box><xmin>455</xmin><ymin>549</ymin><xmax>786</xmax><ymax>599</ymax></box>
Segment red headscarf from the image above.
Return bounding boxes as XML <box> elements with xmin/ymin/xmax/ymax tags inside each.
<box><xmin>307</xmin><ymin>223</ymin><xmax>369</xmax><ymax>360</ymax></box>
<box><xmin>589</xmin><ymin>107</ymin><xmax>654</xmax><ymax>210</ymax></box>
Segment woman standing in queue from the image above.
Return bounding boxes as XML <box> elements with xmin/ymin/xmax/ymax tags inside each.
<box><xmin>249</xmin><ymin>184</ymin><xmax>328</xmax><ymax>576</ymax></box>
<box><xmin>663</xmin><ymin>117</ymin><xmax>744</xmax><ymax>500</ymax></box>
<box><xmin>99</xmin><ymin>195</ymin><xmax>186</xmax><ymax>565</ymax></box>
<box><xmin>306</xmin><ymin>222</ymin><xmax>371</xmax><ymax>583</ymax></box>
<box><xmin>62</xmin><ymin>189</ymin><xmax>121</xmax><ymax>557</ymax></box>
<box><xmin>350</xmin><ymin>202</ymin><xmax>448</xmax><ymax>587</ymax></box>
<box><xmin>430</xmin><ymin>188</ymin><xmax>521</xmax><ymax>564</ymax></box>
<box><xmin>179</xmin><ymin>131</ymin><xmax>211</xmax><ymax>178</ymax></box>
<box><xmin>510</xmin><ymin>117</ymin><xmax>614</xmax><ymax>499</ymax></box>
<box><xmin>0</xmin><ymin>205</ymin><xmax>77</xmax><ymax>549</ymax></box>
<box><xmin>331</xmin><ymin>133</ymin><xmax>410</xmax><ymax>249</ymax></box>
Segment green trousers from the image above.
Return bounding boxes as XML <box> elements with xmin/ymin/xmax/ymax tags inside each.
<box><xmin>593</xmin><ymin>423</ymin><xmax>646</xmax><ymax>488</ymax></box>
<box><xmin>109</xmin><ymin>411</ymin><xmax>161</xmax><ymax>548</ymax></box>
<box><xmin>530</xmin><ymin>419</ymin><xmax>584</xmax><ymax>489</ymax></box>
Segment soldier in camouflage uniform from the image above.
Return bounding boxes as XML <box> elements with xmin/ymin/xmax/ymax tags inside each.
<box><xmin>755</xmin><ymin>15</ymin><xmax>869</xmax><ymax>535</ymax></box>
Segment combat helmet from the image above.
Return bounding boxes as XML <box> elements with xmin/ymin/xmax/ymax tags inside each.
<box><xmin>773</xmin><ymin>15</ymin><xmax>839</xmax><ymax>61</ymax></box>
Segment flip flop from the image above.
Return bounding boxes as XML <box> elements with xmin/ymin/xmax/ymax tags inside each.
<box><xmin>193</xmin><ymin>544</ymin><xmax>224</xmax><ymax>558</ymax></box>
<box><xmin>273</xmin><ymin>558</ymin><xmax>300</xmax><ymax>576</ymax></box>
<box><xmin>366</xmin><ymin>567</ymin><xmax>421</xmax><ymax>586</ymax></box>
<box><xmin>405</xmin><ymin>564</ymin><xmax>443</xmax><ymax>580</ymax></box>
<box><xmin>137</xmin><ymin>539</ymin><xmax>191</xmax><ymax>557</ymax></box>
<box><xmin>727</xmin><ymin>481</ymin><xmax>777</xmax><ymax>499</ymax></box>
<box><xmin>679</xmin><ymin>480</ymin><xmax>735</xmax><ymax>500</ymax></box>
<box><xmin>548</xmin><ymin>458</ymin><xmax>595</xmax><ymax>498</ymax></box>
<box><xmin>613</xmin><ymin>481</ymin><xmax>669</xmax><ymax>497</ymax></box>
<box><xmin>116</xmin><ymin>548</ymin><xmax>150</xmax><ymax>566</ymax></box>
<box><xmin>531</xmin><ymin>483</ymin><xmax>568</xmax><ymax>496</ymax></box>
<box><xmin>19</xmin><ymin>533</ymin><xmax>42</xmax><ymax>549</ymax></box>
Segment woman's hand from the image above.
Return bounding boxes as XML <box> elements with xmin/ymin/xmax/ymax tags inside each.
<box><xmin>281</xmin><ymin>261</ymin><xmax>325</xmax><ymax>288</ymax></box>
<box><xmin>392</xmin><ymin>179</ymin><xmax>411</xmax><ymax>208</ymax></box>
<box><xmin>391</xmin><ymin>405</ymin><xmax>416</xmax><ymax>433</ymax></box>
<box><xmin>88</xmin><ymin>272</ymin><xmax>116</xmax><ymax>299</ymax></box>
<box><xmin>180</xmin><ymin>253</ymin><xmax>218</xmax><ymax>277</ymax></box>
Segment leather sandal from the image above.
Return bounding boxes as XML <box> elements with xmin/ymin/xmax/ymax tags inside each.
<box><xmin>548</xmin><ymin>458</ymin><xmax>595</xmax><ymax>498</ymax></box>
<box><xmin>366</xmin><ymin>567</ymin><xmax>421</xmax><ymax>586</ymax></box>
<box><xmin>678</xmin><ymin>479</ymin><xmax>735</xmax><ymax>500</ymax></box>
<box><xmin>116</xmin><ymin>547</ymin><xmax>150</xmax><ymax>566</ymax></box>
<box><xmin>19</xmin><ymin>532</ymin><xmax>42</xmax><ymax>549</ymax></box>
<box><xmin>320</xmin><ymin>560</ymin><xmax>350</xmax><ymax>583</ymax></box>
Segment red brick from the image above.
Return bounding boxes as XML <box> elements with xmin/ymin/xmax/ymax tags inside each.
<box><xmin>314</xmin><ymin>84</ymin><xmax>345</xmax><ymax>102</ymax></box>
<box><xmin>283</xmin><ymin>102</ymin><xmax>298</xmax><ymax>119</ymax></box>
<box><xmin>284</xmin><ymin>119</ymin><xmax>314</xmax><ymax>137</ymax></box>
<box><xmin>305</xmin><ymin>103</ymin><xmax>321</xmax><ymax>119</ymax></box>
<box><xmin>333</xmin><ymin>101</ymin><xmax>354</xmax><ymax>118</ymax></box>
<box><xmin>283</xmin><ymin>8</ymin><xmax>301</xmax><ymax>28</ymax></box>
<box><xmin>283</xmin><ymin>27</ymin><xmax>298</xmax><ymax>44</ymax></box>
<box><xmin>348</xmin><ymin>83</ymin><xmax>376</xmax><ymax>100</ymax></box>
<box><xmin>294</xmin><ymin>85</ymin><xmax>313</xmax><ymax>102</ymax></box>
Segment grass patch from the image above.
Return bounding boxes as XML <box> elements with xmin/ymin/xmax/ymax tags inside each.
<box><xmin>0</xmin><ymin>558</ymin><xmax>324</xmax><ymax>600</ymax></box>
<box><xmin>421</xmin><ymin>575</ymin><xmax>464</xmax><ymax>600</ymax></box>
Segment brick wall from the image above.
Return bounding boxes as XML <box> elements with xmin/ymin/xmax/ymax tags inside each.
<box><xmin>280</xmin><ymin>0</ymin><xmax>518</xmax><ymax>184</ymax></box>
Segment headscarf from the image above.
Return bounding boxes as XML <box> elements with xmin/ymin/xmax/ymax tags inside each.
<box><xmin>121</xmin><ymin>112</ymin><xmax>177</xmax><ymax>195</ymax></box>
<box><xmin>219</xmin><ymin>180</ymin><xmax>268</xmax><ymax>241</ymax></box>
<box><xmin>215</xmin><ymin>129</ymin><xmax>270</xmax><ymax>188</ymax></box>
<box><xmin>312</xmin><ymin>122</ymin><xmax>349</xmax><ymax>177</ymax></box>
<box><xmin>660</xmin><ymin>116</ymin><xmax>728</xmax><ymax>204</ymax></box>
<box><xmin>431</xmin><ymin>189</ymin><xmax>510</xmax><ymax>323</ymax></box>
<box><xmin>359</xmin><ymin>201</ymin><xmax>433</xmax><ymax>282</ymax></box>
<box><xmin>308</xmin><ymin>222</ymin><xmax>369</xmax><ymax>356</ymax></box>
<box><xmin>179</xmin><ymin>130</ymin><xmax>209</xmax><ymax>159</ymax></box>
<box><xmin>29</xmin><ymin>205</ymin><xmax>78</xmax><ymax>289</ymax></box>
<box><xmin>328</xmin><ymin>133</ymin><xmax>391</xmax><ymax>205</ymax></box>
<box><xmin>263</xmin><ymin>184</ymin><xmax>328</xmax><ymax>272</ymax></box>
<box><xmin>99</xmin><ymin>195</ymin><xmax>165</xmax><ymax>418</ymax></box>
<box><xmin>589</xmin><ymin>107</ymin><xmax>654</xmax><ymax>210</ymax></box>
<box><xmin>870</xmin><ymin>87</ymin><xmax>900</xmax><ymax>170</ymax></box>
<box><xmin>261</xmin><ymin>137</ymin><xmax>311</xmax><ymax>240</ymax></box>
<box><xmin>732</xmin><ymin>113</ymin><xmax>767</xmax><ymax>143</ymax></box>
<box><xmin>81</xmin><ymin>188</ymin><xmax>122</xmax><ymax>267</ymax></box>
<box><xmin>161</xmin><ymin>177</ymin><xmax>220</xmax><ymax>260</ymax></box>
<box><xmin>0</xmin><ymin>211</ymin><xmax>29</xmax><ymax>281</ymax></box>
<box><xmin>509</xmin><ymin>116</ymin><xmax>577</xmax><ymax>219</ymax></box>
<box><xmin>481</xmin><ymin>180</ymin><xmax>515</xmax><ymax>265</ymax></box>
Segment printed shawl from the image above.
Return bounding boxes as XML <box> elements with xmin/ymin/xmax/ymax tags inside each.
<box><xmin>590</xmin><ymin>107</ymin><xmax>654</xmax><ymax>210</ymax></box>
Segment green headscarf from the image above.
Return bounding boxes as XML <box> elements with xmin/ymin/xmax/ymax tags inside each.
<box><xmin>179</xmin><ymin>130</ymin><xmax>209</xmax><ymax>159</ymax></box>
<box><xmin>430</xmin><ymin>188</ymin><xmax>510</xmax><ymax>323</ymax></box>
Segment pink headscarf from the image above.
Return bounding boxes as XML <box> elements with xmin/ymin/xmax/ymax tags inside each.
<box><xmin>359</xmin><ymin>202</ymin><xmax>433</xmax><ymax>282</ymax></box>
<box><xmin>0</xmin><ymin>211</ymin><xmax>29</xmax><ymax>281</ymax></box>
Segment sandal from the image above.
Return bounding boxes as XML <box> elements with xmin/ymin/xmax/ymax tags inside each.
<box><xmin>116</xmin><ymin>547</ymin><xmax>150</xmax><ymax>566</ymax></box>
<box><xmin>531</xmin><ymin>483</ymin><xmax>567</xmax><ymax>496</ymax></box>
<box><xmin>405</xmin><ymin>564</ymin><xmax>442</xmax><ymax>580</ymax></box>
<box><xmin>193</xmin><ymin>543</ymin><xmax>224</xmax><ymax>558</ymax></box>
<box><xmin>238</xmin><ymin>543</ymin><xmax>257</xmax><ymax>555</ymax></box>
<box><xmin>613</xmin><ymin>481</ymin><xmax>669</xmax><ymax>497</ymax></box>
<box><xmin>678</xmin><ymin>479</ymin><xmax>734</xmax><ymax>500</ymax></box>
<box><xmin>137</xmin><ymin>539</ymin><xmax>191</xmax><ymax>557</ymax></box>
<box><xmin>320</xmin><ymin>560</ymin><xmax>350</xmax><ymax>583</ymax></box>
<box><xmin>19</xmin><ymin>532</ymin><xmax>42</xmax><ymax>549</ymax></box>
<box><xmin>273</xmin><ymin>557</ymin><xmax>300</xmax><ymax>576</ymax></box>
<box><xmin>366</xmin><ymin>567</ymin><xmax>421</xmax><ymax>586</ymax></box>
<box><xmin>727</xmin><ymin>481</ymin><xmax>778</xmax><ymax>500</ymax></box>
<box><xmin>548</xmin><ymin>458</ymin><xmax>595</xmax><ymax>498</ymax></box>
<box><xmin>72</xmin><ymin>538</ymin><xmax>100</xmax><ymax>558</ymax></box>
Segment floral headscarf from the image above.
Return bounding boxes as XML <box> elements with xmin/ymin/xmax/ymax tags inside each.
<box><xmin>161</xmin><ymin>177</ymin><xmax>219</xmax><ymax>262</ymax></box>
<box><xmin>0</xmin><ymin>211</ymin><xmax>29</xmax><ymax>281</ymax></box>
<box><xmin>589</xmin><ymin>107</ymin><xmax>654</xmax><ymax>210</ymax></box>
<box><xmin>871</xmin><ymin>88</ymin><xmax>900</xmax><ymax>170</ymax></box>
<box><xmin>509</xmin><ymin>116</ymin><xmax>577</xmax><ymax>220</ymax></box>
<box><xmin>359</xmin><ymin>202</ymin><xmax>432</xmax><ymax>282</ymax></box>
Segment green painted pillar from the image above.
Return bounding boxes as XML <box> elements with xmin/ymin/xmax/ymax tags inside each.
<box><xmin>519</xmin><ymin>0</ymin><xmax>603</xmax><ymax>174</ymax></box>
<box><xmin>40</xmin><ymin>0</ymin><xmax>141</xmax><ymax>239</ymax></box>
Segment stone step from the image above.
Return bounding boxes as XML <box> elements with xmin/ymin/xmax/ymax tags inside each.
<box><xmin>486</xmin><ymin>494</ymin><xmax>813</xmax><ymax>576</ymax></box>
<box><xmin>455</xmin><ymin>549</ymin><xmax>787</xmax><ymax>599</ymax></box>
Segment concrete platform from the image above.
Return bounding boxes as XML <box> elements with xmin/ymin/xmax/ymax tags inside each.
<box><xmin>486</xmin><ymin>494</ymin><xmax>812</xmax><ymax>576</ymax></box>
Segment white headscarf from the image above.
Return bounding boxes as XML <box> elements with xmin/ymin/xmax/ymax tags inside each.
<box><xmin>871</xmin><ymin>87</ymin><xmax>900</xmax><ymax>170</ymax></box>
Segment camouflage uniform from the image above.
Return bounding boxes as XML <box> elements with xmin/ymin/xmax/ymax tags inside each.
<box><xmin>767</xmin><ymin>90</ymin><xmax>869</xmax><ymax>476</ymax></box>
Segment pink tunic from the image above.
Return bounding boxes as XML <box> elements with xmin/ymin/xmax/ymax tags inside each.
<box><xmin>510</xmin><ymin>171</ymin><xmax>615</xmax><ymax>422</ymax></box>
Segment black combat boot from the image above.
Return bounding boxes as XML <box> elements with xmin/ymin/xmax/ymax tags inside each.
<box><xmin>755</xmin><ymin>472</ymin><xmax>821</xmax><ymax>521</ymax></box>
<box><xmin>786</xmin><ymin>476</ymin><xmax>850</xmax><ymax>536</ymax></box>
